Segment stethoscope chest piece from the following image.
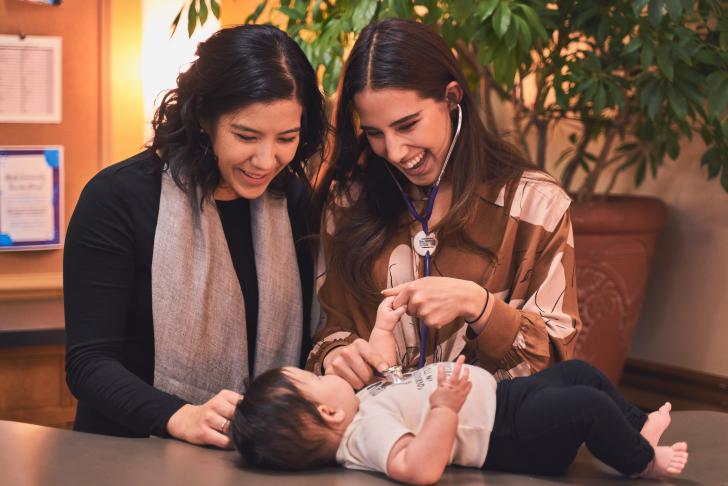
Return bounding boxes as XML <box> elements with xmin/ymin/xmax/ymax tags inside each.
<box><xmin>412</xmin><ymin>230</ymin><xmax>437</xmax><ymax>257</ymax></box>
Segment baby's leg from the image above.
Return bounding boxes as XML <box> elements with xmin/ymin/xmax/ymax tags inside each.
<box><xmin>529</xmin><ymin>360</ymin><xmax>647</xmax><ymax>431</ymax></box>
<box><xmin>485</xmin><ymin>382</ymin><xmax>654</xmax><ymax>476</ymax></box>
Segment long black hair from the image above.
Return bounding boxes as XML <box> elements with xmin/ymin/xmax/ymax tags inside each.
<box><xmin>150</xmin><ymin>24</ymin><xmax>327</xmax><ymax>205</ymax></box>
<box><xmin>316</xmin><ymin>18</ymin><xmax>536</xmax><ymax>303</ymax></box>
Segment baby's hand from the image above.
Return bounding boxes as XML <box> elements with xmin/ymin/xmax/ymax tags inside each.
<box><xmin>374</xmin><ymin>295</ymin><xmax>407</xmax><ymax>332</ymax></box>
<box><xmin>429</xmin><ymin>355</ymin><xmax>472</xmax><ymax>414</ymax></box>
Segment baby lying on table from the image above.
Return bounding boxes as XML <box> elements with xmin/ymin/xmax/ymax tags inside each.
<box><xmin>231</xmin><ymin>297</ymin><xmax>688</xmax><ymax>484</ymax></box>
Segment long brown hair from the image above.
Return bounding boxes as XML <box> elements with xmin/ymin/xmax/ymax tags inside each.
<box><xmin>315</xmin><ymin>18</ymin><xmax>536</xmax><ymax>303</ymax></box>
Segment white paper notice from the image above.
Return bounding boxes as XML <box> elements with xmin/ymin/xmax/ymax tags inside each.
<box><xmin>0</xmin><ymin>35</ymin><xmax>62</xmax><ymax>123</ymax></box>
<box><xmin>0</xmin><ymin>147</ymin><xmax>62</xmax><ymax>250</ymax></box>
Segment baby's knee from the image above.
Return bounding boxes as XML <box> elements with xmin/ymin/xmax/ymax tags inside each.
<box><xmin>569</xmin><ymin>385</ymin><xmax>613</xmax><ymax>412</ymax></box>
<box><xmin>559</xmin><ymin>359</ymin><xmax>606</xmax><ymax>381</ymax></box>
<box><xmin>561</xmin><ymin>359</ymin><xmax>595</xmax><ymax>373</ymax></box>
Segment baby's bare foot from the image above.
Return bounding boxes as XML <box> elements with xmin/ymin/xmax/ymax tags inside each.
<box><xmin>640</xmin><ymin>402</ymin><xmax>672</xmax><ymax>446</ymax></box>
<box><xmin>641</xmin><ymin>442</ymin><xmax>689</xmax><ymax>479</ymax></box>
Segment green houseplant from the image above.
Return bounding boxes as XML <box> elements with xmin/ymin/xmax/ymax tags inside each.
<box><xmin>177</xmin><ymin>0</ymin><xmax>728</xmax><ymax>382</ymax></box>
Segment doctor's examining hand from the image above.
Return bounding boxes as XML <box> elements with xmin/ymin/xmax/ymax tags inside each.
<box><xmin>382</xmin><ymin>276</ymin><xmax>493</xmax><ymax>332</ymax></box>
<box><xmin>323</xmin><ymin>277</ymin><xmax>494</xmax><ymax>389</ymax></box>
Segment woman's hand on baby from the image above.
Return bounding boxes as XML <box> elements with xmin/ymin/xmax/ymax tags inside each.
<box><xmin>429</xmin><ymin>356</ymin><xmax>472</xmax><ymax>414</ymax></box>
<box><xmin>374</xmin><ymin>295</ymin><xmax>408</xmax><ymax>332</ymax></box>
<box><xmin>166</xmin><ymin>389</ymin><xmax>243</xmax><ymax>449</ymax></box>
<box><xmin>382</xmin><ymin>277</ymin><xmax>486</xmax><ymax>329</ymax></box>
<box><xmin>324</xmin><ymin>338</ymin><xmax>389</xmax><ymax>390</ymax></box>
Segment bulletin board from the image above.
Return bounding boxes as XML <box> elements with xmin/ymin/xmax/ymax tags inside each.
<box><xmin>0</xmin><ymin>0</ymin><xmax>101</xmax><ymax>282</ymax></box>
<box><xmin>0</xmin><ymin>147</ymin><xmax>63</xmax><ymax>251</ymax></box>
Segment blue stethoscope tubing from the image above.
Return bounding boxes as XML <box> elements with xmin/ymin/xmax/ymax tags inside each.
<box><xmin>385</xmin><ymin>103</ymin><xmax>463</xmax><ymax>368</ymax></box>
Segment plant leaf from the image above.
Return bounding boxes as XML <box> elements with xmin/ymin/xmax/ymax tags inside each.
<box><xmin>622</xmin><ymin>37</ymin><xmax>642</xmax><ymax>55</ymax></box>
<box><xmin>493</xmin><ymin>4</ymin><xmax>512</xmax><ymax>39</ymax></box>
<box><xmin>648</xmin><ymin>0</ymin><xmax>664</xmax><ymax>27</ymax></box>
<box><xmin>635</xmin><ymin>157</ymin><xmax>647</xmax><ymax>186</ymax></box>
<box><xmin>647</xmin><ymin>82</ymin><xmax>662</xmax><ymax>119</ymax></box>
<box><xmin>667</xmin><ymin>85</ymin><xmax>687</xmax><ymax>118</ymax></box>
<box><xmin>701</xmin><ymin>147</ymin><xmax>721</xmax><ymax>178</ymax></box>
<box><xmin>594</xmin><ymin>84</ymin><xmax>607</xmax><ymax>112</ymax></box>
<box><xmin>199</xmin><ymin>0</ymin><xmax>208</xmax><ymax>26</ymax></box>
<box><xmin>633</xmin><ymin>0</ymin><xmax>649</xmax><ymax>15</ymax></box>
<box><xmin>641</xmin><ymin>41</ymin><xmax>655</xmax><ymax>69</ymax></box>
<box><xmin>478</xmin><ymin>0</ymin><xmax>499</xmax><ymax>21</ymax></box>
<box><xmin>504</xmin><ymin>19</ymin><xmax>519</xmax><ymax>50</ymax></box>
<box><xmin>656</xmin><ymin>44</ymin><xmax>673</xmax><ymax>81</ymax></box>
<box><xmin>513</xmin><ymin>15</ymin><xmax>532</xmax><ymax>51</ymax></box>
<box><xmin>247</xmin><ymin>2</ymin><xmax>268</xmax><ymax>23</ymax></box>
<box><xmin>279</xmin><ymin>6</ymin><xmax>303</xmax><ymax>21</ymax></box>
<box><xmin>188</xmin><ymin>0</ymin><xmax>197</xmax><ymax>37</ymax></box>
<box><xmin>517</xmin><ymin>4</ymin><xmax>548</xmax><ymax>41</ymax></box>
<box><xmin>170</xmin><ymin>3</ymin><xmax>185</xmax><ymax>37</ymax></box>
<box><xmin>352</xmin><ymin>0</ymin><xmax>377</xmax><ymax>32</ymax></box>
<box><xmin>666</xmin><ymin>0</ymin><xmax>683</xmax><ymax>19</ymax></box>
<box><xmin>708</xmin><ymin>79</ymin><xmax>728</xmax><ymax>119</ymax></box>
<box><xmin>666</xmin><ymin>133</ymin><xmax>680</xmax><ymax>159</ymax></box>
<box><xmin>211</xmin><ymin>0</ymin><xmax>220</xmax><ymax>19</ymax></box>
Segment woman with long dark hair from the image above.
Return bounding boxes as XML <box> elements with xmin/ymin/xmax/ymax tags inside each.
<box><xmin>64</xmin><ymin>24</ymin><xmax>326</xmax><ymax>448</ymax></box>
<box><xmin>308</xmin><ymin>18</ymin><xmax>581</xmax><ymax>388</ymax></box>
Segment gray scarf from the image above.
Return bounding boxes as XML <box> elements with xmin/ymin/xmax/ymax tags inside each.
<box><xmin>151</xmin><ymin>172</ymin><xmax>303</xmax><ymax>404</ymax></box>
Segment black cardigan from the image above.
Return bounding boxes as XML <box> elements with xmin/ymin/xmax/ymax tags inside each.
<box><xmin>63</xmin><ymin>150</ymin><xmax>313</xmax><ymax>437</ymax></box>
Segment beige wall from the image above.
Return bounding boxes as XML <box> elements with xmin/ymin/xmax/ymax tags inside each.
<box><xmin>220</xmin><ymin>0</ymin><xmax>281</xmax><ymax>26</ymax></box>
<box><xmin>617</xmin><ymin>141</ymin><xmax>728</xmax><ymax>377</ymax></box>
<box><xmin>103</xmin><ymin>0</ymin><xmax>145</xmax><ymax>165</ymax></box>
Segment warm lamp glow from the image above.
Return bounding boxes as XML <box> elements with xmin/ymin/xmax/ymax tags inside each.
<box><xmin>141</xmin><ymin>0</ymin><xmax>219</xmax><ymax>142</ymax></box>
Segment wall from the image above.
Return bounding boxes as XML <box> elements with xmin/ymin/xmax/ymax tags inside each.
<box><xmin>618</xmin><ymin>140</ymin><xmax>728</xmax><ymax>377</ymax></box>
<box><xmin>103</xmin><ymin>0</ymin><xmax>144</xmax><ymax>165</ymax></box>
<box><xmin>140</xmin><ymin>0</ymin><xmax>219</xmax><ymax>143</ymax></box>
<box><xmin>0</xmin><ymin>0</ymin><xmax>102</xmax><ymax>299</ymax></box>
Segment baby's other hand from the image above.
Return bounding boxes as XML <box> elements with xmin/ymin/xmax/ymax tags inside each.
<box><xmin>374</xmin><ymin>295</ymin><xmax>407</xmax><ymax>332</ymax></box>
<box><xmin>429</xmin><ymin>355</ymin><xmax>472</xmax><ymax>414</ymax></box>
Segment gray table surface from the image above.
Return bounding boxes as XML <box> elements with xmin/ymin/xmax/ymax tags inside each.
<box><xmin>1</xmin><ymin>411</ymin><xmax>726</xmax><ymax>485</ymax></box>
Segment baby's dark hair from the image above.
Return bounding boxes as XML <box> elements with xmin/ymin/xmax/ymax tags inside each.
<box><xmin>231</xmin><ymin>367</ymin><xmax>337</xmax><ymax>470</ymax></box>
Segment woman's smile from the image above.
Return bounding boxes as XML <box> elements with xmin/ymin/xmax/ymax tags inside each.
<box><xmin>236</xmin><ymin>167</ymin><xmax>271</xmax><ymax>186</ymax></box>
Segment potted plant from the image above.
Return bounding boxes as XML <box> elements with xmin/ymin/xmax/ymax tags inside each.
<box><xmin>179</xmin><ymin>0</ymin><xmax>728</xmax><ymax>382</ymax></box>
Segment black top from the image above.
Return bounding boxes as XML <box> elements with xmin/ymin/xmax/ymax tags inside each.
<box><xmin>63</xmin><ymin>150</ymin><xmax>313</xmax><ymax>438</ymax></box>
<box><xmin>215</xmin><ymin>197</ymin><xmax>258</xmax><ymax>373</ymax></box>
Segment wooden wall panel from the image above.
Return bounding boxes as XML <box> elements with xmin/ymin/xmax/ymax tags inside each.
<box><xmin>0</xmin><ymin>345</ymin><xmax>76</xmax><ymax>428</ymax></box>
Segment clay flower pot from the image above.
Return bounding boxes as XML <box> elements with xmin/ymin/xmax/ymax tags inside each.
<box><xmin>571</xmin><ymin>195</ymin><xmax>667</xmax><ymax>384</ymax></box>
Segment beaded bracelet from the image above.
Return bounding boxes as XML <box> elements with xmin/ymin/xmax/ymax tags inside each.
<box><xmin>465</xmin><ymin>287</ymin><xmax>490</xmax><ymax>325</ymax></box>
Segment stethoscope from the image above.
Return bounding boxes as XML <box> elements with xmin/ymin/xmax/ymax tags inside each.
<box><xmin>383</xmin><ymin>103</ymin><xmax>463</xmax><ymax>368</ymax></box>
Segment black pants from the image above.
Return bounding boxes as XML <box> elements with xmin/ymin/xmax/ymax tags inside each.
<box><xmin>483</xmin><ymin>360</ymin><xmax>654</xmax><ymax>476</ymax></box>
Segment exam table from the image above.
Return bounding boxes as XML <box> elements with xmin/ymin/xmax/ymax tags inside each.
<box><xmin>1</xmin><ymin>411</ymin><xmax>725</xmax><ymax>485</ymax></box>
